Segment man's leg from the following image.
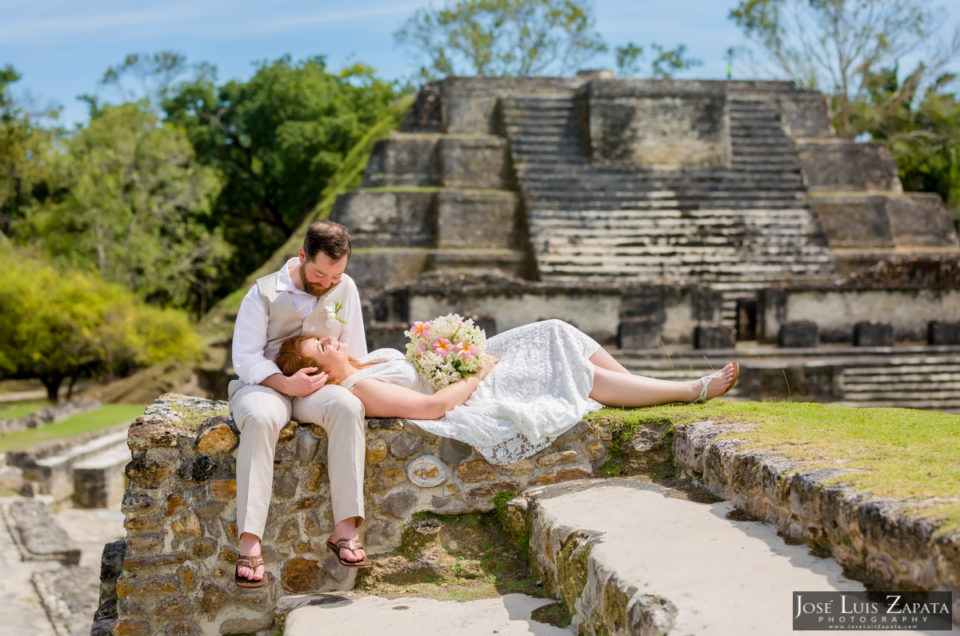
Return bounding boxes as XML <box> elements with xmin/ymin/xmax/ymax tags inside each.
<box><xmin>229</xmin><ymin>380</ymin><xmax>292</xmax><ymax>580</ymax></box>
<box><xmin>293</xmin><ymin>384</ymin><xmax>366</xmax><ymax>562</ymax></box>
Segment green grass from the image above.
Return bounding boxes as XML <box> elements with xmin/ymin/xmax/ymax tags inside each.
<box><xmin>0</xmin><ymin>404</ymin><xmax>144</xmax><ymax>452</ymax></box>
<box><xmin>0</xmin><ymin>400</ymin><xmax>49</xmax><ymax>420</ymax></box>
<box><xmin>586</xmin><ymin>400</ymin><xmax>960</xmax><ymax>531</ymax></box>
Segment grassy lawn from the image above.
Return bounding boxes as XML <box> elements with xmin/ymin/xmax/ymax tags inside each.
<box><xmin>0</xmin><ymin>404</ymin><xmax>145</xmax><ymax>452</ymax></box>
<box><xmin>0</xmin><ymin>400</ymin><xmax>50</xmax><ymax>420</ymax></box>
<box><xmin>587</xmin><ymin>400</ymin><xmax>960</xmax><ymax>531</ymax></box>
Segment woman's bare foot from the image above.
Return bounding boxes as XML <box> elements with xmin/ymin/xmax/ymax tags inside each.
<box><xmin>330</xmin><ymin>518</ymin><xmax>366</xmax><ymax>564</ymax></box>
<box><xmin>691</xmin><ymin>362</ymin><xmax>739</xmax><ymax>402</ymax></box>
<box><xmin>237</xmin><ymin>532</ymin><xmax>264</xmax><ymax>583</ymax></box>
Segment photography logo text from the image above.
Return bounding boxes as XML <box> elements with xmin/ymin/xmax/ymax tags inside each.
<box><xmin>793</xmin><ymin>591</ymin><xmax>953</xmax><ymax>630</ymax></box>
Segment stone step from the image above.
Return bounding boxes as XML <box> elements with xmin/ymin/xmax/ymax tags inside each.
<box><xmin>0</xmin><ymin>499</ymin><xmax>81</xmax><ymax>564</ymax></box>
<box><xmin>71</xmin><ymin>443</ymin><xmax>131</xmax><ymax>508</ymax></box>
<box><xmin>523</xmin><ymin>478</ymin><xmax>915</xmax><ymax>635</ymax></box>
<box><xmin>21</xmin><ymin>429</ymin><xmax>130</xmax><ymax>501</ymax></box>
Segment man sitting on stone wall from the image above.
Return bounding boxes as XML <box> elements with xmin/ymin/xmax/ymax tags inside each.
<box><xmin>229</xmin><ymin>221</ymin><xmax>369</xmax><ymax>588</ymax></box>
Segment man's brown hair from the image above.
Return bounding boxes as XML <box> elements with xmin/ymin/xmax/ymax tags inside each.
<box><xmin>303</xmin><ymin>221</ymin><xmax>351</xmax><ymax>261</ymax></box>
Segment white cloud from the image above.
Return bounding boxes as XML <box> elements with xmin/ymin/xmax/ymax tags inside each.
<box><xmin>0</xmin><ymin>3</ymin><xmax>218</xmax><ymax>43</ymax></box>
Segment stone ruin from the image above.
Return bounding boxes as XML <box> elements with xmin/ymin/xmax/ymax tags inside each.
<box><xmin>95</xmin><ymin>394</ymin><xmax>960</xmax><ymax>634</ymax></box>
<box><xmin>330</xmin><ymin>74</ymin><xmax>960</xmax><ymax>411</ymax></box>
<box><xmin>84</xmin><ymin>74</ymin><xmax>960</xmax><ymax>634</ymax></box>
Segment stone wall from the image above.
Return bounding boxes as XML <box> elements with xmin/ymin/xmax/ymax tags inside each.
<box><xmin>372</xmin><ymin>272</ymin><xmax>723</xmax><ymax>348</ymax></box>
<box><xmin>671</xmin><ymin>421</ymin><xmax>960</xmax><ymax>624</ymax></box>
<box><xmin>758</xmin><ymin>286</ymin><xmax>960</xmax><ymax>343</ymax></box>
<box><xmin>584</xmin><ymin>79</ymin><xmax>730</xmax><ymax>168</ymax></box>
<box><xmin>107</xmin><ymin>394</ymin><xmax>608</xmax><ymax>635</ymax></box>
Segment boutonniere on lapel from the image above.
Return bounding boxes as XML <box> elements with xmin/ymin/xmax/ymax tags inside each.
<box><xmin>324</xmin><ymin>301</ymin><xmax>346</xmax><ymax>328</ymax></box>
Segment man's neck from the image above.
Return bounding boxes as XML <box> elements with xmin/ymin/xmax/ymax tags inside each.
<box><xmin>287</xmin><ymin>259</ymin><xmax>304</xmax><ymax>292</ymax></box>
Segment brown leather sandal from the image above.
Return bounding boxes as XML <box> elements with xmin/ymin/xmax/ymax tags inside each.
<box><xmin>325</xmin><ymin>536</ymin><xmax>372</xmax><ymax>568</ymax></box>
<box><xmin>235</xmin><ymin>554</ymin><xmax>268</xmax><ymax>588</ymax></box>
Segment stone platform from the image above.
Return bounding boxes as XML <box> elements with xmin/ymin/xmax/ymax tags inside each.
<box><xmin>99</xmin><ymin>395</ymin><xmax>960</xmax><ymax>634</ymax></box>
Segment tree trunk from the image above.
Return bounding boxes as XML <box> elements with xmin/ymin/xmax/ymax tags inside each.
<box><xmin>42</xmin><ymin>376</ymin><xmax>63</xmax><ymax>403</ymax></box>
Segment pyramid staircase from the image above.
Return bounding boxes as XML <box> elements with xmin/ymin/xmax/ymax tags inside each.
<box><xmin>500</xmin><ymin>84</ymin><xmax>838</xmax><ymax>324</ymax></box>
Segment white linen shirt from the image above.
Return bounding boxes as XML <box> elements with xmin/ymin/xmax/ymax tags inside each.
<box><xmin>231</xmin><ymin>257</ymin><xmax>367</xmax><ymax>385</ymax></box>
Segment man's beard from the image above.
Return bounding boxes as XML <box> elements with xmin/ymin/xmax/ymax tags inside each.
<box><xmin>299</xmin><ymin>263</ymin><xmax>334</xmax><ymax>297</ymax></box>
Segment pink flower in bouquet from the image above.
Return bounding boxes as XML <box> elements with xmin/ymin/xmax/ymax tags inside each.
<box><xmin>455</xmin><ymin>341</ymin><xmax>477</xmax><ymax>358</ymax></box>
<box><xmin>432</xmin><ymin>338</ymin><xmax>454</xmax><ymax>356</ymax></box>
<box><xmin>411</xmin><ymin>321</ymin><xmax>432</xmax><ymax>337</ymax></box>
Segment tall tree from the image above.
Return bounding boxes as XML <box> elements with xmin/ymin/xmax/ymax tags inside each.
<box><xmin>729</xmin><ymin>0</ymin><xmax>960</xmax><ymax>138</ymax></box>
<box><xmin>162</xmin><ymin>56</ymin><xmax>398</xmax><ymax>295</ymax></box>
<box><xmin>395</xmin><ymin>0</ymin><xmax>607</xmax><ymax>78</ymax></box>
<box><xmin>0</xmin><ymin>66</ymin><xmax>57</xmax><ymax>239</ymax></box>
<box><xmin>18</xmin><ymin>102</ymin><xmax>230</xmax><ymax>312</ymax></box>
<box><xmin>0</xmin><ymin>248</ymin><xmax>202</xmax><ymax>401</ymax></box>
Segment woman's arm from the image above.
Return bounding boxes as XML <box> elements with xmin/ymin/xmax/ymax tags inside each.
<box><xmin>350</xmin><ymin>356</ymin><xmax>497</xmax><ymax>420</ymax></box>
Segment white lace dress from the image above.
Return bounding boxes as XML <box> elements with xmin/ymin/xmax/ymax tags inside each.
<box><xmin>340</xmin><ymin>319</ymin><xmax>604</xmax><ymax>465</ymax></box>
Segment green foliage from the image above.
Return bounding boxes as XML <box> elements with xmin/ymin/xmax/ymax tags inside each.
<box><xmin>615</xmin><ymin>42</ymin><xmax>703</xmax><ymax>78</ymax></box>
<box><xmin>852</xmin><ymin>67</ymin><xmax>960</xmax><ymax>220</ymax></box>
<box><xmin>163</xmin><ymin>56</ymin><xmax>399</xmax><ymax>298</ymax></box>
<box><xmin>17</xmin><ymin>102</ymin><xmax>229</xmax><ymax>312</ymax></box>
<box><xmin>0</xmin><ymin>247</ymin><xmax>202</xmax><ymax>401</ymax></box>
<box><xmin>587</xmin><ymin>399</ymin><xmax>960</xmax><ymax>531</ymax></box>
<box><xmin>395</xmin><ymin>0</ymin><xmax>607</xmax><ymax>78</ymax></box>
<box><xmin>729</xmin><ymin>0</ymin><xmax>957</xmax><ymax>138</ymax></box>
<box><xmin>199</xmin><ymin>93</ymin><xmax>416</xmax><ymax>336</ymax></box>
<box><xmin>0</xmin><ymin>66</ymin><xmax>58</xmax><ymax>239</ymax></box>
<box><xmin>0</xmin><ymin>403</ymin><xmax>145</xmax><ymax>451</ymax></box>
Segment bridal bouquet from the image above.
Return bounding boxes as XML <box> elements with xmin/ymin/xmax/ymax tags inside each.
<box><xmin>404</xmin><ymin>313</ymin><xmax>487</xmax><ymax>390</ymax></box>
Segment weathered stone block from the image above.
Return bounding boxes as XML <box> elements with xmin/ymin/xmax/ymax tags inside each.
<box><xmin>124</xmin><ymin>456</ymin><xmax>169</xmax><ymax>487</ymax></box>
<box><xmin>110</xmin><ymin>618</ymin><xmax>151</xmax><ymax>636</ymax></box>
<box><xmin>177</xmin><ymin>455</ymin><xmax>216</xmax><ymax>483</ymax></box>
<box><xmin>618</xmin><ymin>317</ymin><xmax>662</xmax><ymax>349</ymax></box>
<box><xmin>389</xmin><ymin>433</ymin><xmax>422</xmax><ymax>459</ymax></box>
<box><xmin>693</xmin><ymin>324</ymin><xmax>735</xmax><ymax>349</ymax></box>
<box><xmin>196</xmin><ymin>417</ymin><xmax>237</xmax><ymax>455</ymax></box>
<box><xmin>458</xmin><ymin>459</ymin><xmax>498</xmax><ymax>483</ymax></box>
<box><xmin>281</xmin><ymin>557</ymin><xmax>326</xmax><ymax>593</ymax></box>
<box><xmin>587</xmin><ymin>80</ymin><xmax>729</xmax><ymax>168</ymax></box>
<box><xmin>537</xmin><ymin>451</ymin><xmax>577</xmax><ymax>468</ymax></box>
<box><xmin>361</xmin><ymin>134</ymin><xmax>441</xmax><ymax>187</ymax></box>
<box><xmin>437</xmin><ymin>438</ymin><xmax>472</xmax><ymax>464</ymax></box>
<box><xmin>929</xmin><ymin>321</ymin><xmax>960</xmax><ymax>345</ymax></box>
<box><xmin>219</xmin><ymin>616</ymin><xmax>274</xmax><ymax>635</ymax></box>
<box><xmin>439</xmin><ymin>136</ymin><xmax>509</xmax><ymax>189</ymax></box>
<box><xmin>365</xmin><ymin>438</ymin><xmax>388</xmax><ymax>464</ymax></box>
<box><xmin>127</xmin><ymin>416</ymin><xmax>179</xmax><ymax>451</ymax></box>
<box><xmin>330</xmin><ymin>191</ymin><xmax>436</xmax><ymax>248</ymax></box>
<box><xmin>435</xmin><ymin>189</ymin><xmax>518</xmax><ymax>249</ymax></box>
<box><xmin>778</xmin><ymin>321</ymin><xmax>819</xmax><ymax>348</ymax></box>
<box><xmin>853</xmin><ymin>321</ymin><xmax>894</xmax><ymax>347</ymax></box>
<box><xmin>382</xmin><ymin>490</ymin><xmax>418</xmax><ymax>518</ymax></box>
<box><xmin>163</xmin><ymin>620</ymin><xmax>203</xmax><ymax>636</ymax></box>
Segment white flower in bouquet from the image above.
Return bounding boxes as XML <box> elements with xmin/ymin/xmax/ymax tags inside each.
<box><xmin>403</xmin><ymin>313</ymin><xmax>487</xmax><ymax>390</ymax></box>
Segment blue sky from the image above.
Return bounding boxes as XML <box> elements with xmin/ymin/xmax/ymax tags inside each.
<box><xmin>2</xmin><ymin>0</ymin><xmax>958</xmax><ymax>127</ymax></box>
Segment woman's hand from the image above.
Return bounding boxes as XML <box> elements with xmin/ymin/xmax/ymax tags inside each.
<box><xmin>476</xmin><ymin>355</ymin><xmax>498</xmax><ymax>382</ymax></box>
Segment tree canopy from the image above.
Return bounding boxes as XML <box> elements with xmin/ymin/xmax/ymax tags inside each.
<box><xmin>729</xmin><ymin>0</ymin><xmax>960</xmax><ymax>137</ymax></box>
<box><xmin>0</xmin><ymin>248</ymin><xmax>202</xmax><ymax>401</ymax></box>
<box><xmin>162</xmin><ymin>55</ymin><xmax>399</xmax><ymax>298</ymax></box>
<box><xmin>395</xmin><ymin>0</ymin><xmax>607</xmax><ymax>78</ymax></box>
<box><xmin>17</xmin><ymin>102</ymin><xmax>230</xmax><ymax>312</ymax></box>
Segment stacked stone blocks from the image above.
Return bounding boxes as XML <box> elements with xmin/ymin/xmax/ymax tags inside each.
<box><xmin>109</xmin><ymin>394</ymin><xmax>608</xmax><ymax>635</ymax></box>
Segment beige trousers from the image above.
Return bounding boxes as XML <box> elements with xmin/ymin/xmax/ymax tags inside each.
<box><xmin>228</xmin><ymin>380</ymin><xmax>366</xmax><ymax>540</ymax></box>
